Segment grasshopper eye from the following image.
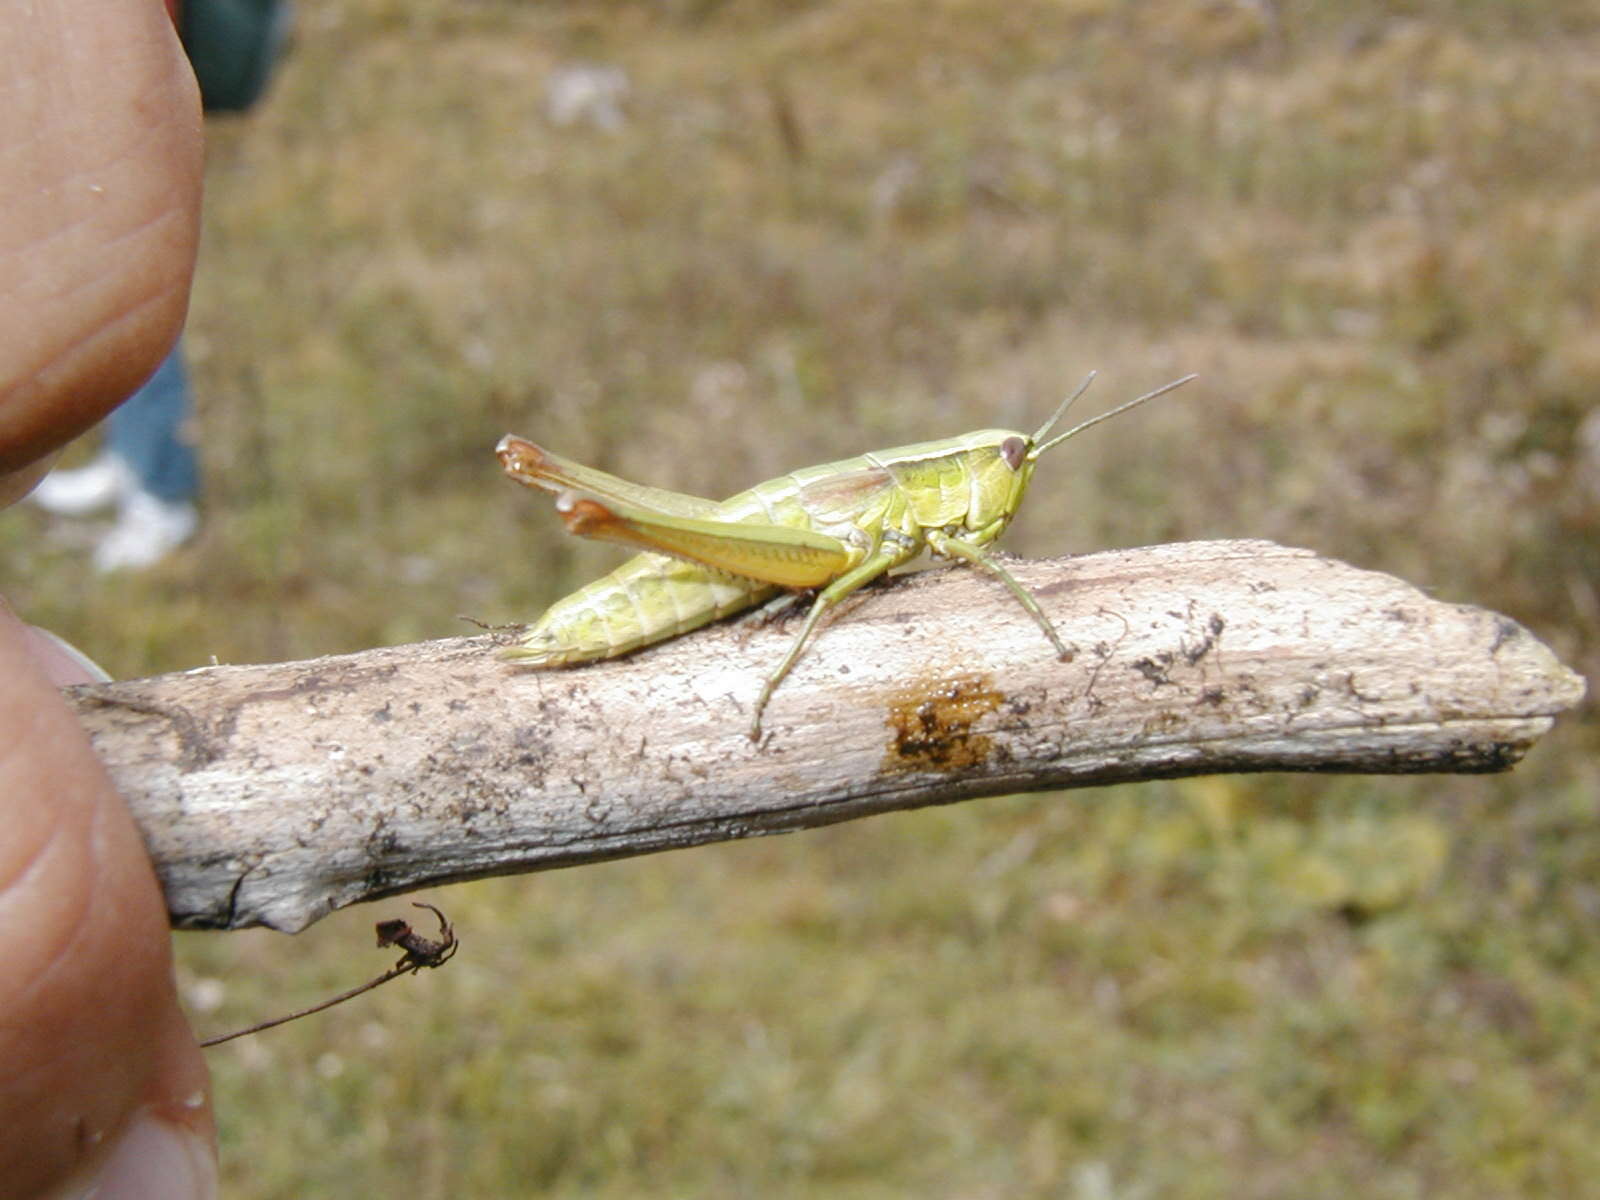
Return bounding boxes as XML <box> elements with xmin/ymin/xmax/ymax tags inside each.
<box><xmin>1000</xmin><ymin>436</ymin><xmax>1027</xmax><ymax>471</ymax></box>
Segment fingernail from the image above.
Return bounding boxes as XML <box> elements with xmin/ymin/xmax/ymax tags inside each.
<box><xmin>88</xmin><ymin>1112</ymin><xmax>217</xmax><ymax>1200</ymax></box>
<box><xmin>24</xmin><ymin>624</ymin><xmax>113</xmax><ymax>685</ymax></box>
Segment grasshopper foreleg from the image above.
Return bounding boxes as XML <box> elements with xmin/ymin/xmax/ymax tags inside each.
<box><xmin>926</xmin><ymin>530</ymin><xmax>1069</xmax><ymax>660</ymax></box>
<box><xmin>749</xmin><ymin>550</ymin><xmax>898</xmax><ymax>741</ymax></box>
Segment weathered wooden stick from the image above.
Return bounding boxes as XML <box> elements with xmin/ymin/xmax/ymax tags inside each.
<box><xmin>67</xmin><ymin>540</ymin><xmax>1584</xmax><ymax>934</ymax></box>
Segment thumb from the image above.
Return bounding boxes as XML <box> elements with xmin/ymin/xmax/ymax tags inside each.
<box><xmin>0</xmin><ymin>606</ymin><xmax>215</xmax><ymax>1199</ymax></box>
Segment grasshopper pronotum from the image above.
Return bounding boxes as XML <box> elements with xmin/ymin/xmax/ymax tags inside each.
<box><xmin>497</xmin><ymin>372</ymin><xmax>1194</xmax><ymax>740</ymax></box>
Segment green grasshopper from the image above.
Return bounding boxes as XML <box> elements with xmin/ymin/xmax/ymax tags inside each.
<box><xmin>497</xmin><ymin>372</ymin><xmax>1194</xmax><ymax>740</ymax></box>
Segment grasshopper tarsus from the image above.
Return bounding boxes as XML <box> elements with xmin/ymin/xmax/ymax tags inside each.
<box><xmin>745</xmin><ymin>705</ymin><xmax>773</xmax><ymax>743</ymax></box>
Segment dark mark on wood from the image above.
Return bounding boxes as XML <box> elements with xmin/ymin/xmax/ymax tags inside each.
<box><xmin>885</xmin><ymin>674</ymin><xmax>1005</xmax><ymax>772</ymax></box>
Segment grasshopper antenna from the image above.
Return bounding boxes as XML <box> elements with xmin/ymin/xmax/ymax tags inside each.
<box><xmin>1032</xmin><ymin>373</ymin><xmax>1197</xmax><ymax>458</ymax></box>
<box><xmin>1030</xmin><ymin>371</ymin><xmax>1099</xmax><ymax>445</ymax></box>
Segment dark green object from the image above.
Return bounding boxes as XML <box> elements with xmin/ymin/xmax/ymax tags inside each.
<box><xmin>180</xmin><ymin>0</ymin><xmax>291</xmax><ymax>112</ymax></box>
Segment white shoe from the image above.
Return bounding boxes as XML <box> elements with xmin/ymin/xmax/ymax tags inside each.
<box><xmin>29</xmin><ymin>453</ymin><xmax>132</xmax><ymax>516</ymax></box>
<box><xmin>93</xmin><ymin>490</ymin><xmax>198</xmax><ymax>572</ymax></box>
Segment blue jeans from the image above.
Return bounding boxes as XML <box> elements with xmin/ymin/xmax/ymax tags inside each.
<box><xmin>108</xmin><ymin>345</ymin><xmax>198</xmax><ymax>504</ymax></box>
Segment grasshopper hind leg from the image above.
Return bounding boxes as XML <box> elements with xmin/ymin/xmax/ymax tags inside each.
<box><xmin>926</xmin><ymin>530</ymin><xmax>1070</xmax><ymax>660</ymax></box>
<box><xmin>738</xmin><ymin>588</ymin><xmax>812</xmax><ymax>628</ymax></box>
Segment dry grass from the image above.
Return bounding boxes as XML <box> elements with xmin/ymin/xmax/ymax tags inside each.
<box><xmin>4</xmin><ymin>0</ymin><xmax>1597</xmax><ymax>1195</ymax></box>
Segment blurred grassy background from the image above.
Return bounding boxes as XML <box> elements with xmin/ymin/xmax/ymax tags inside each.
<box><xmin>6</xmin><ymin>0</ymin><xmax>1600</xmax><ymax>1195</ymax></box>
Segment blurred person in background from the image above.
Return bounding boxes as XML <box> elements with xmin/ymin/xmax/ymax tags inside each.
<box><xmin>32</xmin><ymin>346</ymin><xmax>202</xmax><ymax>570</ymax></box>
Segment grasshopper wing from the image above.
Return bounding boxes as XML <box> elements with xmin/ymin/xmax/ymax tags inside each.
<box><xmin>791</xmin><ymin>463</ymin><xmax>899</xmax><ymax>524</ymax></box>
<box><xmin>554</xmin><ymin>493</ymin><xmax>851</xmax><ymax>589</ymax></box>
<box><xmin>497</xmin><ymin>435</ymin><xmax>722</xmax><ymax>520</ymax></box>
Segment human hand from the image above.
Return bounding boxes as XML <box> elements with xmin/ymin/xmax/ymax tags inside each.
<box><xmin>1</xmin><ymin>2</ymin><xmax>213</xmax><ymax>1196</ymax></box>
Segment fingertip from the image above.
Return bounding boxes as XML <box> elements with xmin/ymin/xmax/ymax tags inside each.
<box><xmin>0</xmin><ymin>608</ymin><xmax>207</xmax><ymax>1196</ymax></box>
